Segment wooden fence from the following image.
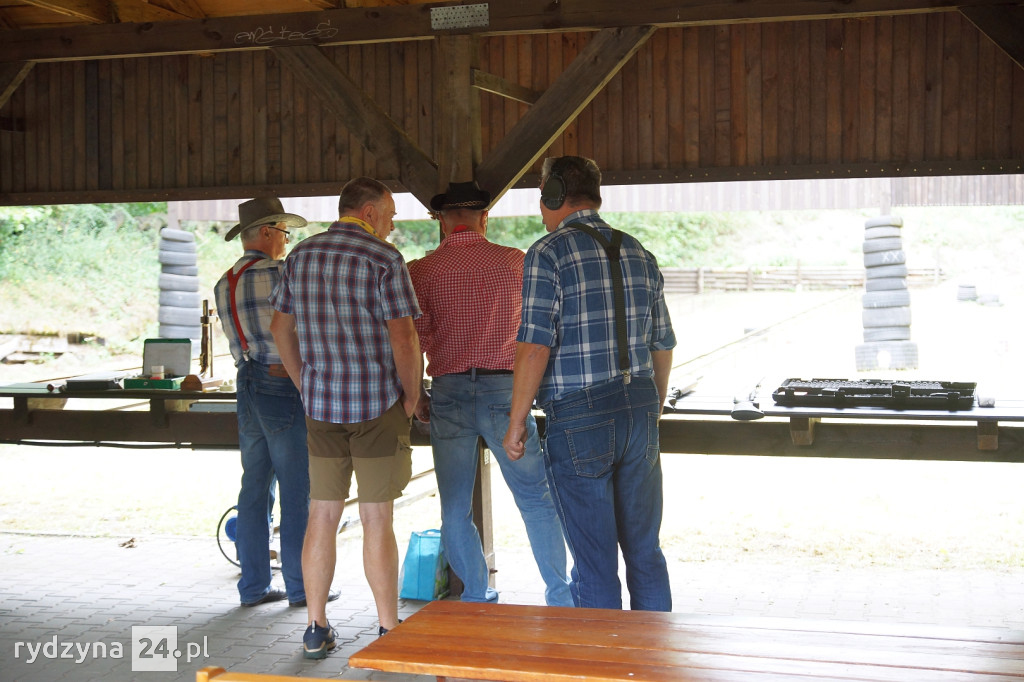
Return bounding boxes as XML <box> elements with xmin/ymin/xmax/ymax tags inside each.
<box><xmin>662</xmin><ymin>266</ymin><xmax>944</xmax><ymax>294</ymax></box>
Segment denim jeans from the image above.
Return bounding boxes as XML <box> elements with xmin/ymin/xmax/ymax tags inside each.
<box><xmin>235</xmin><ymin>360</ymin><xmax>310</xmax><ymax>604</ymax></box>
<box><xmin>542</xmin><ymin>375</ymin><xmax>671</xmax><ymax>611</ymax></box>
<box><xmin>430</xmin><ymin>372</ymin><xmax>572</xmax><ymax>606</ymax></box>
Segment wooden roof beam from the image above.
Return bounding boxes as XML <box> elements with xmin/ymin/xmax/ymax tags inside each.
<box><xmin>961</xmin><ymin>5</ymin><xmax>1024</xmax><ymax>71</ymax></box>
<box><xmin>273</xmin><ymin>45</ymin><xmax>439</xmax><ymax>207</ymax></box>
<box><xmin>0</xmin><ymin>0</ymin><xmax>1004</xmax><ymax>63</ymax></box>
<box><xmin>475</xmin><ymin>25</ymin><xmax>657</xmax><ymax>204</ymax></box>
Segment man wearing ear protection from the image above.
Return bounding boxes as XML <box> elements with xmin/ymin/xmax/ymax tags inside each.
<box><xmin>407</xmin><ymin>180</ymin><xmax>572</xmax><ymax>608</ymax></box>
<box><xmin>503</xmin><ymin>156</ymin><xmax>676</xmax><ymax>611</ymax></box>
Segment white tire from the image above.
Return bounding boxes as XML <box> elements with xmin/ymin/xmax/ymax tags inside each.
<box><xmin>864</xmin><ymin>225</ymin><xmax>902</xmax><ymax>240</ymax></box>
<box><xmin>158</xmin><ymin>249</ymin><xmax>198</xmax><ymax>266</ymax></box>
<box><xmin>158</xmin><ymin>273</ymin><xmax>200</xmax><ymax>292</ymax></box>
<box><xmin>162</xmin><ymin>264</ymin><xmax>199</xmax><ymax>276</ymax></box>
<box><xmin>864</xmin><ymin>215</ymin><xmax>903</xmax><ymax>228</ymax></box>
<box><xmin>855</xmin><ymin>341</ymin><xmax>918</xmax><ymax>371</ymax></box>
<box><xmin>865</xmin><ymin>277</ymin><xmax>907</xmax><ymax>292</ymax></box>
<box><xmin>159</xmin><ymin>324</ymin><xmax>201</xmax><ymax>339</ymax></box>
<box><xmin>159</xmin><ymin>290</ymin><xmax>202</xmax><ymax>308</ymax></box>
<box><xmin>862</xmin><ymin>238</ymin><xmax>903</xmax><ymax>253</ymax></box>
<box><xmin>862</xmin><ymin>290</ymin><xmax>911</xmax><ymax>308</ymax></box>
<box><xmin>160</xmin><ymin>228</ymin><xmax>195</xmax><ymax>243</ymax></box>
<box><xmin>863</xmin><ymin>326</ymin><xmax>912</xmax><ymax>342</ymax></box>
<box><xmin>158</xmin><ymin>306</ymin><xmax>201</xmax><ymax>326</ymax></box>
<box><xmin>159</xmin><ymin>237</ymin><xmax>197</xmax><ymax>254</ymax></box>
<box><xmin>865</xmin><ymin>264</ymin><xmax>909</xmax><ymax>279</ymax></box>
<box><xmin>863</xmin><ymin>250</ymin><xmax>906</xmax><ymax>267</ymax></box>
<box><xmin>863</xmin><ymin>306</ymin><xmax>911</xmax><ymax>328</ymax></box>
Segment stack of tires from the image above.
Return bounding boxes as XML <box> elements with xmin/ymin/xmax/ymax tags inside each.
<box><xmin>157</xmin><ymin>228</ymin><xmax>202</xmax><ymax>345</ymax></box>
<box><xmin>856</xmin><ymin>215</ymin><xmax>918</xmax><ymax>371</ymax></box>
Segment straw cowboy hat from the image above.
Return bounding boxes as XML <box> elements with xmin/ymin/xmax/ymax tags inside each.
<box><xmin>429</xmin><ymin>181</ymin><xmax>491</xmax><ymax>212</ymax></box>
<box><xmin>225</xmin><ymin>197</ymin><xmax>307</xmax><ymax>241</ymax></box>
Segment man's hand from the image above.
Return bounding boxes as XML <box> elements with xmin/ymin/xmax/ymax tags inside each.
<box><xmin>413</xmin><ymin>393</ymin><xmax>430</xmax><ymax>423</ymax></box>
<box><xmin>401</xmin><ymin>390</ymin><xmax>419</xmax><ymax>418</ymax></box>
<box><xmin>502</xmin><ymin>420</ymin><xmax>528</xmax><ymax>461</ymax></box>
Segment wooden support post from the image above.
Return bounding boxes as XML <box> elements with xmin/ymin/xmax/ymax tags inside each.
<box><xmin>434</xmin><ymin>35</ymin><xmax>481</xmax><ymax>189</ymax></box>
<box><xmin>473</xmin><ymin>440</ymin><xmax>495</xmax><ymax>587</ymax></box>
<box><xmin>448</xmin><ymin>437</ymin><xmax>494</xmax><ymax>596</ymax></box>
<box><xmin>789</xmin><ymin>417</ymin><xmax>818</xmax><ymax>446</ymax></box>
<box><xmin>149</xmin><ymin>398</ymin><xmax>168</xmax><ymax>428</ymax></box>
<box><xmin>977</xmin><ymin>420</ymin><xmax>998</xmax><ymax>451</ymax></box>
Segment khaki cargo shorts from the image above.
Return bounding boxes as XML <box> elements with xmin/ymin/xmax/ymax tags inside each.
<box><xmin>305</xmin><ymin>400</ymin><xmax>413</xmax><ymax>503</ymax></box>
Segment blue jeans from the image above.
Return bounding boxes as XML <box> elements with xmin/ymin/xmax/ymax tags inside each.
<box><xmin>235</xmin><ymin>360</ymin><xmax>310</xmax><ymax>604</ymax></box>
<box><xmin>430</xmin><ymin>372</ymin><xmax>572</xmax><ymax>606</ymax></box>
<box><xmin>542</xmin><ymin>376</ymin><xmax>671</xmax><ymax>611</ymax></box>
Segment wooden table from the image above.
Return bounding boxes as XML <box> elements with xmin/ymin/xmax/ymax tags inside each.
<box><xmin>0</xmin><ymin>381</ymin><xmax>240</xmax><ymax>447</ymax></box>
<box><xmin>349</xmin><ymin>601</ymin><xmax>1024</xmax><ymax>681</ymax></box>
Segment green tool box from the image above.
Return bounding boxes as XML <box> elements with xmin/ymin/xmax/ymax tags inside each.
<box><xmin>123</xmin><ymin>338</ymin><xmax>192</xmax><ymax>389</ymax></box>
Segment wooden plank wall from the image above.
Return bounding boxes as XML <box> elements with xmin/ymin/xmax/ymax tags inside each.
<box><xmin>0</xmin><ymin>41</ymin><xmax>436</xmax><ymax>198</ymax></box>
<box><xmin>0</xmin><ymin>14</ymin><xmax>1022</xmax><ymax>203</ymax></box>
<box><xmin>479</xmin><ymin>15</ymin><xmax>1024</xmax><ymax>179</ymax></box>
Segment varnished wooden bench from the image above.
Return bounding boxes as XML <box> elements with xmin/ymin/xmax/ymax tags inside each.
<box><xmin>196</xmin><ymin>668</ymin><xmax>334</xmax><ymax>682</ymax></box>
<box><xmin>349</xmin><ymin>601</ymin><xmax>1024</xmax><ymax>681</ymax></box>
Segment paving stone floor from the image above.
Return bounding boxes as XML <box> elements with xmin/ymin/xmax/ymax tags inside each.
<box><xmin>2</xmin><ymin>532</ymin><xmax>1023</xmax><ymax>682</ymax></box>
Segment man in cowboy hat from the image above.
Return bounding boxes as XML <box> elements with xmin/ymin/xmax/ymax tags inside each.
<box><xmin>215</xmin><ymin>197</ymin><xmax>338</xmax><ymax>610</ymax></box>
<box><xmin>408</xmin><ymin>181</ymin><xmax>572</xmax><ymax>607</ymax></box>
<box><xmin>270</xmin><ymin>177</ymin><xmax>423</xmax><ymax>657</ymax></box>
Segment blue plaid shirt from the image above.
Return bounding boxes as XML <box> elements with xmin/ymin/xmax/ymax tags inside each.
<box><xmin>214</xmin><ymin>250</ymin><xmax>283</xmax><ymax>367</ymax></box>
<box><xmin>269</xmin><ymin>220</ymin><xmax>421</xmax><ymax>424</ymax></box>
<box><xmin>518</xmin><ymin>209</ymin><xmax>676</xmax><ymax>406</ymax></box>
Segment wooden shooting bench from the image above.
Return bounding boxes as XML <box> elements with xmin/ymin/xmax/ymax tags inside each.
<box><xmin>348</xmin><ymin>601</ymin><xmax>1024</xmax><ymax>681</ymax></box>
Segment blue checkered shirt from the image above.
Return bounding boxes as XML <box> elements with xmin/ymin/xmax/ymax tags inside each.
<box><xmin>214</xmin><ymin>250</ymin><xmax>283</xmax><ymax>367</ymax></box>
<box><xmin>269</xmin><ymin>221</ymin><xmax>421</xmax><ymax>424</ymax></box>
<box><xmin>518</xmin><ymin>209</ymin><xmax>676</xmax><ymax>406</ymax></box>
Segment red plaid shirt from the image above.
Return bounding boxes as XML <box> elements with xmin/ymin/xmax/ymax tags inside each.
<box><xmin>408</xmin><ymin>230</ymin><xmax>524</xmax><ymax>377</ymax></box>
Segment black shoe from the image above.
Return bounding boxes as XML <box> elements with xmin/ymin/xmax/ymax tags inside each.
<box><xmin>378</xmin><ymin>619</ymin><xmax>403</xmax><ymax>636</ymax></box>
<box><xmin>240</xmin><ymin>588</ymin><xmax>287</xmax><ymax>607</ymax></box>
<box><xmin>290</xmin><ymin>589</ymin><xmax>340</xmax><ymax>608</ymax></box>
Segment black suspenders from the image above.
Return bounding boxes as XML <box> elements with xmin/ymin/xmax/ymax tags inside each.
<box><xmin>567</xmin><ymin>222</ymin><xmax>631</xmax><ymax>384</ymax></box>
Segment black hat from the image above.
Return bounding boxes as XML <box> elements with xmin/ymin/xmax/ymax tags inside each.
<box><xmin>225</xmin><ymin>197</ymin><xmax>307</xmax><ymax>242</ymax></box>
<box><xmin>429</xmin><ymin>181</ymin><xmax>491</xmax><ymax>212</ymax></box>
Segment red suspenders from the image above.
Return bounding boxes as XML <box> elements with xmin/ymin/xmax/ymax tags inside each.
<box><xmin>224</xmin><ymin>257</ymin><xmax>264</xmax><ymax>358</ymax></box>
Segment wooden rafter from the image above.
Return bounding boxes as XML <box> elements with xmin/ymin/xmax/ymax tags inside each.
<box><xmin>0</xmin><ymin>0</ymin><xmax>1002</xmax><ymax>63</ymax></box>
<box><xmin>960</xmin><ymin>5</ymin><xmax>1024</xmax><ymax>71</ymax></box>
<box><xmin>475</xmin><ymin>25</ymin><xmax>657</xmax><ymax>204</ymax></box>
<box><xmin>151</xmin><ymin>0</ymin><xmax>206</xmax><ymax>20</ymax></box>
<box><xmin>114</xmin><ymin>1</ymin><xmax>198</xmax><ymax>23</ymax></box>
<box><xmin>273</xmin><ymin>45</ymin><xmax>439</xmax><ymax>206</ymax></box>
<box><xmin>0</xmin><ymin>61</ymin><xmax>34</xmax><ymax>110</ymax></box>
<box><xmin>18</xmin><ymin>0</ymin><xmax>111</xmax><ymax>24</ymax></box>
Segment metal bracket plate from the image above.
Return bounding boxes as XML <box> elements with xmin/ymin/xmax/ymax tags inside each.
<box><xmin>431</xmin><ymin>4</ymin><xmax>489</xmax><ymax>31</ymax></box>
